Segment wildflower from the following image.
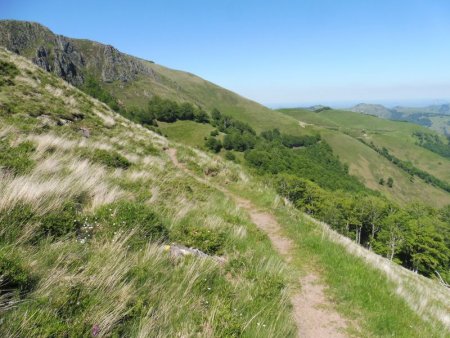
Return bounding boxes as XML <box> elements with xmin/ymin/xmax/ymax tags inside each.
<box><xmin>92</xmin><ymin>324</ymin><xmax>100</xmax><ymax>336</ymax></box>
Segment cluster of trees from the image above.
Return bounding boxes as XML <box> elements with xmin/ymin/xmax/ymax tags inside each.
<box><xmin>276</xmin><ymin>174</ymin><xmax>449</xmax><ymax>281</ymax></box>
<box><xmin>360</xmin><ymin>139</ymin><xmax>450</xmax><ymax>193</ymax></box>
<box><xmin>414</xmin><ymin>131</ymin><xmax>450</xmax><ymax>159</ymax></box>
<box><xmin>260</xmin><ymin>128</ymin><xmax>321</xmax><ymax>148</ymax></box>
<box><xmin>126</xmin><ymin>96</ymin><xmax>210</xmax><ymax>126</ymax></box>
<box><xmin>209</xmin><ymin>109</ymin><xmax>258</xmax><ymax>152</ymax></box>
<box><xmin>245</xmin><ymin>142</ymin><xmax>364</xmax><ymax>192</ymax></box>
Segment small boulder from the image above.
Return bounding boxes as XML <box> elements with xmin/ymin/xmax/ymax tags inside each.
<box><xmin>79</xmin><ymin>127</ymin><xmax>90</xmax><ymax>138</ymax></box>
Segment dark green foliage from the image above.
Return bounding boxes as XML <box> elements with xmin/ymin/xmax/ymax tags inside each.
<box><xmin>261</xmin><ymin>128</ymin><xmax>320</xmax><ymax>148</ymax></box>
<box><xmin>210</xmin><ymin>109</ymin><xmax>255</xmax><ymax>135</ymax></box>
<box><xmin>0</xmin><ymin>203</ymin><xmax>35</xmax><ymax>243</ymax></box>
<box><xmin>37</xmin><ymin>202</ymin><xmax>81</xmax><ymax>240</ymax></box>
<box><xmin>0</xmin><ymin>139</ymin><xmax>35</xmax><ymax>175</ymax></box>
<box><xmin>205</xmin><ymin>136</ymin><xmax>222</xmax><ymax>153</ymax></box>
<box><xmin>80</xmin><ymin>74</ymin><xmax>120</xmax><ymax>111</ymax></box>
<box><xmin>379</xmin><ymin>178</ymin><xmax>385</xmax><ymax>185</ymax></box>
<box><xmin>246</xmin><ymin>142</ymin><xmax>365</xmax><ymax>191</ymax></box>
<box><xmin>123</xmin><ymin>106</ymin><xmax>157</xmax><ymax>126</ymax></box>
<box><xmin>0</xmin><ymin>251</ymin><xmax>36</xmax><ymax>294</ymax></box>
<box><xmin>171</xmin><ymin>223</ymin><xmax>225</xmax><ymax>255</ymax></box>
<box><xmin>414</xmin><ymin>131</ymin><xmax>450</xmax><ymax>159</ymax></box>
<box><xmin>387</xmin><ymin>177</ymin><xmax>394</xmax><ymax>188</ymax></box>
<box><xmin>81</xmin><ymin>148</ymin><xmax>131</xmax><ymax>169</ymax></box>
<box><xmin>275</xmin><ymin>173</ymin><xmax>450</xmax><ymax>281</ymax></box>
<box><xmin>193</xmin><ymin>108</ymin><xmax>209</xmax><ymax>123</ymax></box>
<box><xmin>223</xmin><ymin>132</ymin><xmax>257</xmax><ymax>151</ymax></box>
<box><xmin>94</xmin><ymin>201</ymin><xmax>168</xmax><ymax>246</ymax></box>
<box><xmin>0</xmin><ymin>60</ymin><xmax>19</xmax><ymax>86</ymax></box>
<box><xmin>210</xmin><ymin>129</ymin><xmax>219</xmax><ymax>137</ymax></box>
<box><xmin>144</xmin><ymin>96</ymin><xmax>209</xmax><ymax>124</ymax></box>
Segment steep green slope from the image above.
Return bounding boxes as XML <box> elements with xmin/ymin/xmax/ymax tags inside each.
<box><xmin>0</xmin><ymin>20</ymin><xmax>304</xmax><ymax>135</ymax></box>
<box><xmin>279</xmin><ymin>108</ymin><xmax>450</xmax><ymax>207</ymax></box>
<box><xmin>0</xmin><ymin>48</ymin><xmax>295</xmax><ymax>336</ymax></box>
<box><xmin>1</xmin><ymin>47</ymin><xmax>449</xmax><ymax>338</ymax></box>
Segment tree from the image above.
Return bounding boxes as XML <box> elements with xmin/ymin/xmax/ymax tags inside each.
<box><xmin>373</xmin><ymin>210</ymin><xmax>409</xmax><ymax>262</ymax></box>
<box><xmin>379</xmin><ymin>178</ymin><xmax>385</xmax><ymax>185</ymax></box>
<box><xmin>194</xmin><ymin>108</ymin><xmax>209</xmax><ymax>123</ymax></box>
<box><xmin>205</xmin><ymin>137</ymin><xmax>222</xmax><ymax>153</ymax></box>
<box><xmin>402</xmin><ymin>216</ymin><xmax>449</xmax><ymax>276</ymax></box>
<box><xmin>178</xmin><ymin>102</ymin><xmax>195</xmax><ymax>120</ymax></box>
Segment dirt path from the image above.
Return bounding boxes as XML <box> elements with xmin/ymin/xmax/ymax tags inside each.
<box><xmin>166</xmin><ymin>148</ymin><xmax>350</xmax><ymax>337</ymax></box>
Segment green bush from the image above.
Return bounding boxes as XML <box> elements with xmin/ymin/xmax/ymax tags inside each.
<box><xmin>81</xmin><ymin>148</ymin><xmax>131</xmax><ymax>169</ymax></box>
<box><xmin>0</xmin><ymin>140</ymin><xmax>35</xmax><ymax>175</ymax></box>
<box><xmin>205</xmin><ymin>136</ymin><xmax>222</xmax><ymax>153</ymax></box>
<box><xmin>93</xmin><ymin>201</ymin><xmax>168</xmax><ymax>247</ymax></box>
<box><xmin>0</xmin><ymin>60</ymin><xmax>19</xmax><ymax>86</ymax></box>
<box><xmin>171</xmin><ymin>223</ymin><xmax>225</xmax><ymax>255</ymax></box>
<box><xmin>0</xmin><ymin>251</ymin><xmax>36</xmax><ymax>294</ymax></box>
<box><xmin>0</xmin><ymin>203</ymin><xmax>35</xmax><ymax>243</ymax></box>
<box><xmin>37</xmin><ymin>202</ymin><xmax>81</xmax><ymax>239</ymax></box>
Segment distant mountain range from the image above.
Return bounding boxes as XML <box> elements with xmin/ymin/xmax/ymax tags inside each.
<box><xmin>348</xmin><ymin>103</ymin><xmax>450</xmax><ymax>134</ymax></box>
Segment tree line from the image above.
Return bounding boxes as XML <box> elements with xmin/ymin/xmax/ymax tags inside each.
<box><xmin>359</xmin><ymin>138</ymin><xmax>450</xmax><ymax>193</ymax></box>
<box><xmin>275</xmin><ymin>174</ymin><xmax>449</xmax><ymax>281</ymax></box>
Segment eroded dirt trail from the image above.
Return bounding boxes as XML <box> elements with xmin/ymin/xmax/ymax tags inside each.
<box><xmin>166</xmin><ymin>148</ymin><xmax>350</xmax><ymax>337</ymax></box>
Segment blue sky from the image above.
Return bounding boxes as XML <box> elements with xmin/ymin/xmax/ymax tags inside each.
<box><xmin>1</xmin><ymin>0</ymin><xmax>450</xmax><ymax>107</ymax></box>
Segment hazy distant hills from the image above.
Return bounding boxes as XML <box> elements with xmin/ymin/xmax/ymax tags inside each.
<box><xmin>349</xmin><ymin>103</ymin><xmax>450</xmax><ymax>134</ymax></box>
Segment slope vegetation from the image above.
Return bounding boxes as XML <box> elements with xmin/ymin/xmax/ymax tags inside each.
<box><xmin>280</xmin><ymin>108</ymin><xmax>450</xmax><ymax>207</ymax></box>
<box><xmin>1</xmin><ymin>47</ymin><xmax>449</xmax><ymax>337</ymax></box>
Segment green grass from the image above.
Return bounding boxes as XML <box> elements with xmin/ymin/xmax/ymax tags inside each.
<box><xmin>158</xmin><ymin>120</ymin><xmax>214</xmax><ymax>147</ymax></box>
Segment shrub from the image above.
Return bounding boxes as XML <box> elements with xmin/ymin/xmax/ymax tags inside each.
<box><xmin>387</xmin><ymin>177</ymin><xmax>394</xmax><ymax>188</ymax></box>
<box><xmin>93</xmin><ymin>201</ymin><xmax>168</xmax><ymax>247</ymax></box>
<box><xmin>205</xmin><ymin>136</ymin><xmax>222</xmax><ymax>153</ymax></box>
<box><xmin>81</xmin><ymin>148</ymin><xmax>131</xmax><ymax>169</ymax></box>
<box><xmin>0</xmin><ymin>60</ymin><xmax>19</xmax><ymax>86</ymax></box>
<box><xmin>210</xmin><ymin>129</ymin><xmax>219</xmax><ymax>137</ymax></box>
<box><xmin>37</xmin><ymin>202</ymin><xmax>81</xmax><ymax>239</ymax></box>
<box><xmin>0</xmin><ymin>203</ymin><xmax>35</xmax><ymax>243</ymax></box>
<box><xmin>0</xmin><ymin>251</ymin><xmax>36</xmax><ymax>294</ymax></box>
<box><xmin>0</xmin><ymin>140</ymin><xmax>36</xmax><ymax>175</ymax></box>
<box><xmin>171</xmin><ymin>223</ymin><xmax>225</xmax><ymax>255</ymax></box>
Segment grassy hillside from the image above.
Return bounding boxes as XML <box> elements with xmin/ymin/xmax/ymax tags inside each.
<box><xmin>0</xmin><ymin>48</ymin><xmax>295</xmax><ymax>336</ymax></box>
<box><xmin>1</xmin><ymin>47</ymin><xmax>449</xmax><ymax>337</ymax></box>
<box><xmin>0</xmin><ymin>20</ymin><xmax>308</xmax><ymax>136</ymax></box>
<box><xmin>279</xmin><ymin>108</ymin><xmax>450</xmax><ymax>207</ymax></box>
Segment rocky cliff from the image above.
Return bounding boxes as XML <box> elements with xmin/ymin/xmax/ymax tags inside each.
<box><xmin>0</xmin><ymin>20</ymin><xmax>153</xmax><ymax>86</ymax></box>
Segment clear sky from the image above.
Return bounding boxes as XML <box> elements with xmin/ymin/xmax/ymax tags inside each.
<box><xmin>1</xmin><ymin>0</ymin><xmax>450</xmax><ymax>107</ymax></box>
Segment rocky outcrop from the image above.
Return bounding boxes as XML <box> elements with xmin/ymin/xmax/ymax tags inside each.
<box><xmin>0</xmin><ymin>20</ymin><xmax>153</xmax><ymax>86</ymax></box>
